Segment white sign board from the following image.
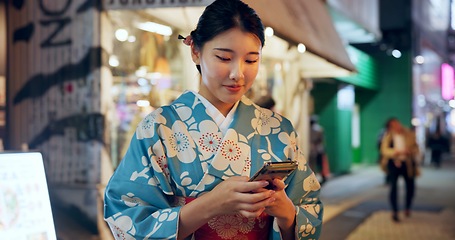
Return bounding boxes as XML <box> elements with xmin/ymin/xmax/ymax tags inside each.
<box><xmin>0</xmin><ymin>152</ymin><xmax>57</xmax><ymax>240</ymax></box>
<box><xmin>104</xmin><ymin>0</ymin><xmax>215</xmax><ymax>10</ymax></box>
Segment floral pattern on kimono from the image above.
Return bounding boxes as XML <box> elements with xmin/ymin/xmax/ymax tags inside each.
<box><xmin>104</xmin><ymin>91</ymin><xmax>323</xmax><ymax>239</ymax></box>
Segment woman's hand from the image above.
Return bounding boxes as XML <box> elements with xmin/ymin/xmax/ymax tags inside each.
<box><xmin>204</xmin><ymin>176</ymin><xmax>276</xmax><ymax>218</ymax></box>
<box><xmin>263</xmin><ymin>178</ymin><xmax>296</xmax><ymax>240</ymax></box>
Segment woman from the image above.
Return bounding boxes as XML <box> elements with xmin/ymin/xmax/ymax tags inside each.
<box><xmin>380</xmin><ymin>118</ymin><xmax>419</xmax><ymax>222</ymax></box>
<box><xmin>104</xmin><ymin>0</ymin><xmax>323</xmax><ymax>239</ymax></box>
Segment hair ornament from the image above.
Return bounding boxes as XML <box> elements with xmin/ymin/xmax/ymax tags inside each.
<box><xmin>178</xmin><ymin>34</ymin><xmax>193</xmax><ymax>46</ymax></box>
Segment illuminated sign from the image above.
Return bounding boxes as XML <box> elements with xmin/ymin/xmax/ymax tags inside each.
<box><xmin>441</xmin><ymin>63</ymin><xmax>454</xmax><ymax>100</ymax></box>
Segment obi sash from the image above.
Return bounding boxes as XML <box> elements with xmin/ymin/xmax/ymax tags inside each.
<box><xmin>185</xmin><ymin>197</ymin><xmax>272</xmax><ymax>239</ymax></box>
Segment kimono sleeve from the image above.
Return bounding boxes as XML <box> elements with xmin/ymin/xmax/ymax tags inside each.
<box><xmin>270</xmin><ymin>150</ymin><xmax>323</xmax><ymax>239</ymax></box>
<box><xmin>104</xmin><ymin>133</ymin><xmax>182</xmax><ymax>240</ymax></box>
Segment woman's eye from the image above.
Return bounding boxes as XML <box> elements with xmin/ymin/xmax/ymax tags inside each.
<box><xmin>246</xmin><ymin>59</ymin><xmax>258</xmax><ymax>64</ymax></box>
<box><xmin>216</xmin><ymin>56</ymin><xmax>230</xmax><ymax>61</ymax></box>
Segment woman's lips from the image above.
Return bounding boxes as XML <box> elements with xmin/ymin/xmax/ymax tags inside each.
<box><xmin>225</xmin><ymin>85</ymin><xmax>242</xmax><ymax>92</ymax></box>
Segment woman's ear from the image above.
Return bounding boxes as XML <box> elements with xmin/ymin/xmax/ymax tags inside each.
<box><xmin>190</xmin><ymin>44</ymin><xmax>201</xmax><ymax>65</ymax></box>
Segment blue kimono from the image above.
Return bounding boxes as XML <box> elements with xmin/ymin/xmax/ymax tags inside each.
<box><xmin>104</xmin><ymin>91</ymin><xmax>323</xmax><ymax>239</ymax></box>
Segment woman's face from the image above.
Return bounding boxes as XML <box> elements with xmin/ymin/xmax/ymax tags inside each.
<box><xmin>191</xmin><ymin>28</ymin><xmax>262</xmax><ymax>115</ymax></box>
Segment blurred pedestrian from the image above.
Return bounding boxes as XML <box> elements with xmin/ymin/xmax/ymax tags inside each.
<box><xmin>380</xmin><ymin>118</ymin><xmax>420</xmax><ymax>222</ymax></box>
<box><xmin>309</xmin><ymin>115</ymin><xmax>328</xmax><ymax>185</ymax></box>
<box><xmin>377</xmin><ymin>119</ymin><xmax>392</xmax><ymax>185</ymax></box>
<box><xmin>426</xmin><ymin>128</ymin><xmax>449</xmax><ymax>168</ymax></box>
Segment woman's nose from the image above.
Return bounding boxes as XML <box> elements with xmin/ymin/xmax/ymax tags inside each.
<box><xmin>229</xmin><ymin>61</ymin><xmax>245</xmax><ymax>81</ymax></box>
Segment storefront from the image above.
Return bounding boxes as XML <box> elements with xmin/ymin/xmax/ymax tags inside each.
<box><xmin>6</xmin><ymin>0</ymin><xmax>354</xmax><ymax>233</ymax></box>
<box><xmin>412</xmin><ymin>0</ymin><xmax>452</xmax><ymax>164</ymax></box>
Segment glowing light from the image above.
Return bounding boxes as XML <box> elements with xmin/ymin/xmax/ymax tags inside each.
<box><xmin>115</xmin><ymin>29</ymin><xmax>129</xmax><ymax>42</ymax></box>
<box><xmin>297</xmin><ymin>43</ymin><xmax>306</xmax><ymax>53</ymax></box>
<box><xmin>137</xmin><ymin>78</ymin><xmax>148</xmax><ymax>86</ymax></box>
<box><xmin>450</xmin><ymin>109</ymin><xmax>455</xmax><ymax>126</ymax></box>
<box><xmin>337</xmin><ymin>85</ymin><xmax>354</xmax><ymax>110</ymax></box>
<box><xmin>449</xmin><ymin>99</ymin><xmax>455</xmax><ymax>108</ymax></box>
<box><xmin>135</xmin><ymin>66</ymin><xmax>148</xmax><ymax>77</ymax></box>
<box><xmin>109</xmin><ymin>55</ymin><xmax>119</xmax><ymax>67</ymax></box>
<box><xmin>411</xmin><ymin>118</ymin><xmax>420</xmax><ymax>126</ymax></box>
<box><xmin>392</xmin><ymin>49</ymin><xmax>401</xmax><ymax>58</ymax></box>
<box><xmin>265</xmin><ymin>27</ymin><xmax>274</xmax><ymax>37</ymax></box>
<box><xmin>415</xmin><ymin>55</ymin><xmax>425</xmax><ymax>64</ymax></box>
<box><xmin>136</xmin><ymin>22</ymin><xmax>173</xmax><ymax>36</ymax></box>
<box><xmin>136</xmin><ymin>100</ymin><xmax>150</xmax><ymax>107</ymax></box>
<box><xmin>128</xmin><ymin>35</ymin><xmax>136</xmax><ymax>42</ymax></box>
<box><xmin>441</xmin><ymin>63</ymin><xmax>455</xmax><ymax>100</ymax></box>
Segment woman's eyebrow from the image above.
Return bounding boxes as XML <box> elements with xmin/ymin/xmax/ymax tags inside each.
<box><xmin>213</xmin><ymin>48</ymin><xmax>260</xmax><ymax>55</ymax></box>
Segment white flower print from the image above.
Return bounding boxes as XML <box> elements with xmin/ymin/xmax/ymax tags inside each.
<box><xmin>136</xmin><ymin>108</ymin><xmax>166</xmax><ymax>139</ymax></box>
<box><xmin>189</xmin><ymin>120</ymin><xmax>222</xmax><ymax>160</ymax></box>
<box><xmin>147</xmin><ymin>177</ymin><xmax>158</xmax><ymax>186</ymax></box>
<box><xmin>130</xmin><ymin>156</ymin><xmax>150</xmax><ymax>181</ymax></box>
<box><xmin>208</xmin><ymin>214</ymin><xmax>240</xmax><ymax>239</ymax></box>
<box><xmin>161</xmin><ymin>121</ymin><xmax>196</xmax><ymax>163</ymax></box>
<box><xmin>242</xmin><ymin>157</ymin><xmax>252</xmax><ymax>173</ymax></box>
<box><xmin>303</xmin><ymin>173</ymin><xmax>321</xmax><ymax>192</ymax></box>
<box><xmin>149</xmin><ymin>140</ymin><xmax>170</xmax><ymax>178</ymax></box>
<box><xmin>299</xmin><ymin>219</ymin><xmax>316</xmax><ymax>237</ymax></box>
<box><xmin>296</xmin><ymin>152</ymin><xmax>308</xmax><ymax>171</ymax></box>
<box><xmin>121</xmin><ymin>193</ymin><xmax>148</xmax><ymax>207</ymax></box>
<box><xmin>152</xmin><ymin>209</ymin><xmax>178</xmax><ymax>223</ymax></box>
<box><xmin>200</xmin><ymin>132</ymin><xmax>222</xmax><ymax>152</ymax></box>
<box><xmin>179</xmin><ymin>171</ymin><xmax>193</xmax><ymax>187</ymax></box>
<box><xmin>241</xmin><ymin>96</ymin><xmax>254</xmax><ymax>105</ymax></box>
<box><xmin>147</xmin><ymin>209</ymin><xmax>178</xmax><ymax>237</ymax></box>
<box><xmin>258</xmin><ymin>149</ymin><xmax>272</xmax><ymax>161</ymax></box>
<box><xmin>221</xmin><ymin>139</ymin><xmax>242</xmax><ymax>162</ymax></box>
<box><xmin>106</xmin><ymin>213</ymin><xmax>136</xmax><ymax>240</ymax></box>
<box><xmin>301</xmin><ymin>204</ymin><xmax>321</xmax><ymax>218</ymax></box>
<box><xmin>251</xmin><ymin>109</ymin><xmax>281</xmax><ymax>136</ymax></box>
<box><xmin>212</xmin><ymin>129</ymin><xmax>251</xmax><ymax>175</ymax></box>
<box><xmin>278</xmin><ymin>131</ymin><xmax>298</xmax><ymax>159</ymax></box>
<box><xmin>174</xmin><ymin>105</ymin><xmax>193</xmax><ymax>122</ymax></box>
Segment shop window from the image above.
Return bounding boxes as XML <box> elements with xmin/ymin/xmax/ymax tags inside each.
<box><xmin>106</xmin><ymin>10</ymin><xmax>187</xmax><ymax>167</ymax></box>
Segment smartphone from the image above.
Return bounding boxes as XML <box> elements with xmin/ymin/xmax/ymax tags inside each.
<box><xmin>249</xmin><ymin>161</ymin><xmax>298</xmax><ymax>189</ymax></box>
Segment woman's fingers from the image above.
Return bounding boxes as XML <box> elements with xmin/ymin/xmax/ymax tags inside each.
<box><xmin>271</xmin><ymin>178</ymin><xmax>285</xmax><ymax>191</ymax></box>
<box><xmin>237</xmin><ymin>196</ymin><xmax>276</xmax><ymax>218</ymax></box>
<box><xmin>236</xmin><ymin>190</ymin><xmax>275</xmax><ymax>205</ymax></box>
<box><xmin>238</xmin><ymin>209</ymin><xmax>264</xmax><ymax>218</ymax></box>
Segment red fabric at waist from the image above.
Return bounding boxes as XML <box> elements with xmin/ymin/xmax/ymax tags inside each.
<box><xmin>185</xmin><ymin>197</ymin><xmax>272</xmax><ymax>240</ymax></box>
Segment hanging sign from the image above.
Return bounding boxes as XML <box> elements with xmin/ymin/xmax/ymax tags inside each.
<box><xmin>104</xmin><ymin>0</ymin><xmax>215</xmax><ymax>10</ymax></box>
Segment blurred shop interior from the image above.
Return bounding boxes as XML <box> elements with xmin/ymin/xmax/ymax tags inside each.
<box><xmin>103</xmin><ymin>1</ymin><xmax>356</xmax><ymax>168</ymax></box>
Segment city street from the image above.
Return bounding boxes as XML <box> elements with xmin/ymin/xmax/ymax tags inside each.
<box><xmin>54</xmin><ymin>156</ymin><xmax>455</xmax><ymax>240</ymax></box>
<box><xmin>320</xmin><ymin>157</ymin><xmax>455</xmax><ymax>240</ymax></box>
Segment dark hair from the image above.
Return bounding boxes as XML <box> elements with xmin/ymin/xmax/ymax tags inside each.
<box><xmin>256</xmin><ymin>95</ymin><xmax>275</xmax><ymax>109</ymax></box>
<box><xmin>191</xmin><ymin>0</ymin><xmax>265</xmax><ymax>73</ymax></box>
<box><xmin>385</xmin><ymin>117</ymin><xmax>398</xmax><ymax>129</ymax></box>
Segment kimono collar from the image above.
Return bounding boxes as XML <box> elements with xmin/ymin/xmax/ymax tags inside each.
<box><xmin>190</xmin><ymin>91</ymin><xmax>239</xmax><ymax>134</ymax></box>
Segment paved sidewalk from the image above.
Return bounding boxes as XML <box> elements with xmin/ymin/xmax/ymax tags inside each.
<box><xmin>347</xmin><ymin>209</ymin><xmax>455</xmax><ymax>240</ymax></box>
<box><xmin>320</xmin><ymin>158</ymin><xmax>455</xmax><ymax>240</ymax></box>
